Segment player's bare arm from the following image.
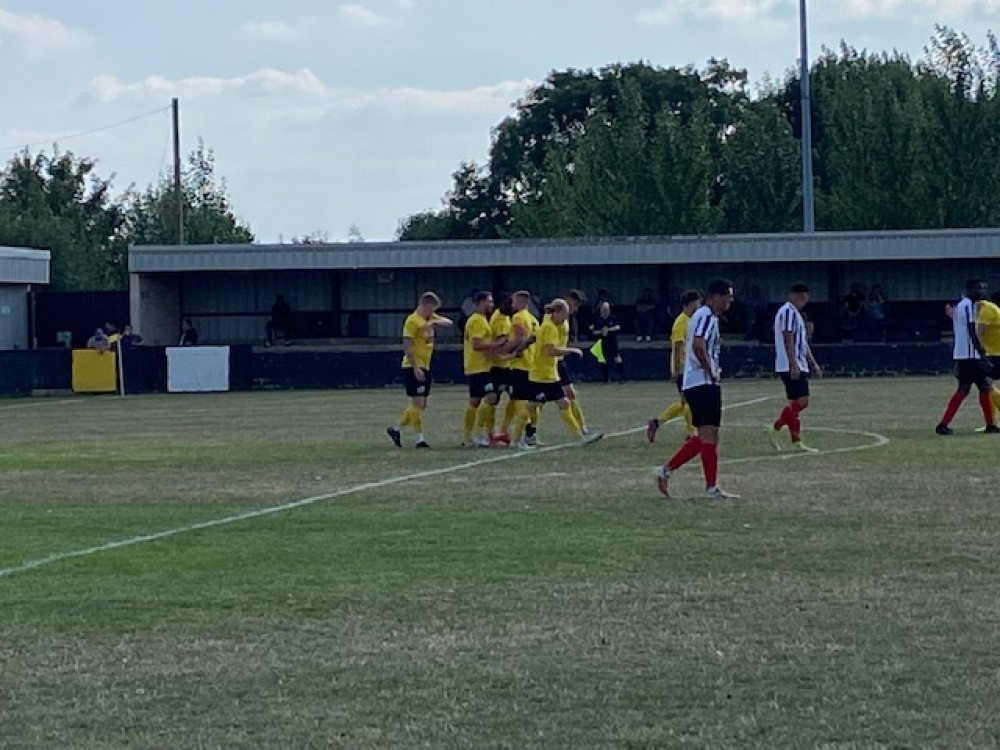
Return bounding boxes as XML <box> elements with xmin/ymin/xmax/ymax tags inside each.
<box><xmin>782</xmin><ymin>330</ymin><xmax>800</xmax><ymax>379</ymax></box>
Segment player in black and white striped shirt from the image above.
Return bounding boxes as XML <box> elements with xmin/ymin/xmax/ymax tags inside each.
<box><xmin>935</xmin><ymin>279</ymin><xmax>998</xmax><ymax>435</ymax></box>
<box><xmin>654</xmin><ymin>279</ymin><xmax>739</xmax><ymax>500</ymax></box>
<box><xmin>766</xmin><ymin>284</ymin><xmax>823</xmax><ymax>452</ymax></box>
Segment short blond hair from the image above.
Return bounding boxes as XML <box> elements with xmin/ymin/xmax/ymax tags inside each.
<box><xmin>544</xmin><ymin>298</ymin><xmax>569</xmax><ymax>315</ymax></box>
<box><xmin>418</xmin><ymin>291</ymin><xmax>442</xmax><ymax>308</ymax></box>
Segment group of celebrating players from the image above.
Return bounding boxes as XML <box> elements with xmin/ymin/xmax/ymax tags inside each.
<box><xmin>386</xmin><ymin>276</ymin><xmax>1000</xmax><ymax>498</ymax></box>
<box><xmin>386</xmin><ymin>289</ymin><xmax>602</xmax><ymax>453</ymax></box>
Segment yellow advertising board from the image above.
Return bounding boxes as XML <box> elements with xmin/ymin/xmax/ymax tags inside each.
<box><xmin>72</xmin><ymin>349</ymin><xmax>118</xmax><ymax>393</ymax></box>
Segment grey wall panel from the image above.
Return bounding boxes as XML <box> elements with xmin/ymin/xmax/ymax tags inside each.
<box><xmin>0</xmin><ymin>285</ymin><xmax>28</xmax><ymax>349</ymax></box>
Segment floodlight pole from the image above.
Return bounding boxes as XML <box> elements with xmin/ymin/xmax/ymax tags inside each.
<box><xmin>172</xmin><ymin>97</ymin><xmax>184</xmax><ymax>245</ymax></box>
<box><xmin>799</xmin><ymin>0</ymin><xmax>815</xmax><ymax>233</ymax></box>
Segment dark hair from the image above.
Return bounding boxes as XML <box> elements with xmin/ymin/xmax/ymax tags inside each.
<box><xmin>497</xmin><ymin>297</ymin><xmax>514</xmax><ymax>316</ymax></box>
<box><xmin>566</xmin><ymin>288</ymin><xmax>587</xmax><ymax>304</ymax></box>
<box><xmin>419</xmin><ymin>291</ymin><xmax>442</xmax><ymax>307</ymax></box>
<box><xmin>472</xmin><ymin>290</ymin><xmax>492</xmax><ymax>305</ymax></box>
<box><xmin>706</xmin><ymin>279</ymin><xmax>734</xmax><ymax>298</ymax></box>
<box><xmin>680</xmin><ymin>289</ymin><xmax>702</xmax><ymax>306</ymax></box>
<box><xmin>790</xmin><ymin>283</ymin><xmax>810</xmax><ymax>294</ymax></box>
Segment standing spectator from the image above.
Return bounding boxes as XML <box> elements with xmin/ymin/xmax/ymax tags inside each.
<box><xmin>120</xmin><ymin>325</ymin><xmax>143</xmax><ymax>349</ymax></box>
<box><xmin>634</xmin><ymin>288</ymin><xmax>658</xmax><ymax>341</ymax></box>
<box><xmin>589</xmin><ymin>301</ymin><xmax>624</xmax><ymax>383</ymax></box>
<box><xmin>180</xmin><ymin>318</ymin><xmax>199</xmax><ymax>347</ymax></box>
<box><xmin>266</xmin><ymin>294</ymin><xmax>294</xmax><ymax>345</ymax></box>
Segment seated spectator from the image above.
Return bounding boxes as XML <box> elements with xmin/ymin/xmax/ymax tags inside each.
<box><xmin>87</xmin><ymin>328</ymin><xmax>110</xmax><ymax>351</ymax></box>
<box><xmin>866</xmin><ymin>284</ymin><xmax>888</xmax><ymax>321</ymax></box>
<box><xmin>266</xmin><ymin>294</ymin><xmax>294</xmax><ymax>346</ymax></box>
<box><xmin>841</xmin><ymin>283</ymin><xmax>866</xmax><ymax>337</ymax></box>
<box><xmin>634</xmin><ymin>288</ymin><xmax>658</xmax><ymax>341</ymax></box>
<box><xmin>180</xmin><ymin>318</ymin><xmax>199</xmax><ymax>346</ymax></box>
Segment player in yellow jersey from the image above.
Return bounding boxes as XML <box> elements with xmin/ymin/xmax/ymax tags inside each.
<box><xmin>462</xmin><ymin>291</ymin><xmax>505</xmax><ymax>447</ymax></box>
<box><xmin>647</xmin><ymin>290</ymin><xmax>702</xmax><ymax>442</ymax></box>
<box><xmin>976</xmin><ymin>293</ymin><xmax>1000</xmax><ymax>427</ymax></box>
<box><xmin>386</xmin><ymin>292</ymin><xmax>453</xmax><ymax>448</ymax></box>
<box><xmin>557</xmin><ymin>289</ymin><xmax>591</xmax><ymax>434</ymax></box>
<box><xmin>510</xmin><ymin>299</ymin><xmax>603</xmax><ymax>449</ymax></box>
<box><xmin>497</xmin><ymin>290</ymin><xmax>539</xmax><ymax>444</ymax></box>
<box><xmin>487</xmin><ymin>296</ymin><xmax>515</xmax><ymax>445</ymax></box>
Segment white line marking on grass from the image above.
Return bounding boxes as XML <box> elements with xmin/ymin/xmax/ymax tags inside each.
<box><xmin>720</xmin><ymin>425</ymin><xmax>890</xmax><ymax>466</ymax></box>
<box><xmin>0</xmin><ymin>396</ymin><xmax>772</xmax><ymax>579</ymax></box>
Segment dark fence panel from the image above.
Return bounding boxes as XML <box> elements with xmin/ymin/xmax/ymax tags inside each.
<box><xmin>0</xmin><ymin>349</ymin><xmax>72</xmax><ymax>395</ymax></box>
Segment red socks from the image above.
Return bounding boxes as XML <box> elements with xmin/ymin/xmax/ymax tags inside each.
<box><xmin>980</xmin><ymin>391</ymin><xmax>996</xmax><ymax>427</ymax></box>
<box><xmin>775</xmin><ymin>402</ymin><xmax>805</xmax><ymax>442</ymax></box>
<box><xmin>667</xmin><ymin>437</ymin><xmax>719</xmax><ymax>489</ymax></box>
<box><xmin>700</xmin><ymin>442</ymin><xmax>718</xmax><ymax>489</ymax></box>
<box><xmin>667</xmin><ymin>436</ymin><xmax>702</xmax><ymax>471</ymax></box>
<box><xmin>940</xmin><ymin>391</ymin><xmax>966</xmax><ymax>426</ymax></box>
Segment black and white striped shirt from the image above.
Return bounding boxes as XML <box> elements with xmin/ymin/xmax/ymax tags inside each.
<box><xmin>952</xmin><ymin>297</ymin><xmax>980</xmax><ymax>360</ymax></box>
<box><xmin>774</xmin><ymin>301</ymin><xmax>809</xmax><ymax>373</ymax></box>
<box><xmin>683</xmin><ymin>306</ymin><xmax>720</xmax><ymax>389</ymax></box>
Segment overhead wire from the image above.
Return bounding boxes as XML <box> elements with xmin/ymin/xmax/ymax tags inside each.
<box><xmin>0</xmin><ymin>105</ymin><xmax>171</xmax><ymax>154</ymax></box>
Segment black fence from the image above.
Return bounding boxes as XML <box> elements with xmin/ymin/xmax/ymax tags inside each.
<box><xmin>0</xmin><ymin>341</ymin><xmax>956</xmax><ymax>398</ymax></box>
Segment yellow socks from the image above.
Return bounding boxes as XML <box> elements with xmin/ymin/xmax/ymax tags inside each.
<box><xmin>462</xmin><ymin>405</ymin><xmax>477</xmax><ymax>441</ymax></box>
<box><xmin>500</xmin><ymin>400</ymin><xmax>518</xmax><ymax>432</ymax></box>
<box><xmin>658</xmin><ymin>401</ymin><xmax>684</xmax><ymax>423</ymax></box>
<box><xmin>560</xmin><ymin>407</ymin><xmax>581</xmax><ymax>437</ymax></box>
<box><xmin>569</xmin><ymin>399</ymin><xmax>585</xmax><ymax>429</ymax></box>
<box><xmin>477</xmin><ymin>401</ymin><xmax>497</xmax><ymax>436</ymax></box>
<box><xmin>510</xmin><ymin>402</ymin><xmax>531</xmax><ymax>443</ymax></box>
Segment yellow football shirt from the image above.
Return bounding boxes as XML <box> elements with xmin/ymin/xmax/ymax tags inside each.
<box><xmin>670</xmin><ymin>312</ymin><xmax>690</xmax><ymax>345</ymax></box>
<box><xmin>463</xmin><ymin>312</ymin><xmax>493</xmax><ymax>375</ymax></box>
<box><xmin>490</xmin><ymin>309</ymin><xmax>513</xmax><ymax>369</ymax></box>
<box><xmin>976</xmin><ymin>300</ymin><xmax>1000</xmax><ymax>356</ymax></box>
<box><xmin>530</xmin><ymin>319</ymin><xmax>562</xmax><ymax>383</ymax></box>
<box><xmin>510</xmin><ymin>308</ymin><xmax>539</xmax><ymax>372</ymax></box>
<box><xmin>400</xmin><ymin>311</ymin><xmax>434</xmax><ymax>370</ymax></box>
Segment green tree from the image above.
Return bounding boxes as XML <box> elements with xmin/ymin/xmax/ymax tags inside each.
<box><xmin>124</xmin><ymin>140</ymin><xmax>254</xmax><ymax>246</ymax></box>
<box><xmin>0</xmin><ymin>149</ymin><xmax>128</xmax><ymax>290</ymax></box>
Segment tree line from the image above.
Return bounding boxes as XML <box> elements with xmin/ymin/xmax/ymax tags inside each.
<box><xmin>0</xmin><ymin>140</ymin><xmax>252</xmax><ymax>291</ymax></box>
<box><xmin>398</xmin><ymin>26</ymin><xmax>1000</xmax><ymax>241</ymax></box>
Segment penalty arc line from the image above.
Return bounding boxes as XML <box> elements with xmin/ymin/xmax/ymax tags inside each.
<box><xmin>0</xmin><ymin>396</ymin><xmax>772</xmax><ymax>580</ymax></box>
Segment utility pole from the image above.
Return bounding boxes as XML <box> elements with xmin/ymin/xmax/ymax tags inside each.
<box><xmin>172</xmin><ymin>97</ymin><xmax>184</xmax><ymax>245</ymax></box>
<box><xmin>799</xmin><ymin>0</ymin><xmax>815</xmax><ymax>233</ymax></box>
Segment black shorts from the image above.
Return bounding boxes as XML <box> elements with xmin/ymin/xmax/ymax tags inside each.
<box><xmin>531</xmin><ymin>380</ymin><xmax>565</xmax><ymax>404</ymax></box>
<box><xmin>988</xmin><ymin>357</ymin><xmax>1000</xmax><ymax>380</ymax></box>
<box><xmin>403</xmin><ymin>368</ymin><xmax>432</xmax><ymax>398</ymax></box>
<box><xmin>490</xmin><ymin>366</ymin><xmax>510</xmax><ymax>394</ymax></box>
<box><xmin>956</xmin><ymin>359</ymin><xmax>992</xmax><ymax>390</ymax></box>
<box><xmin>683</xmin><ymin>384</ymin><xmax>722</xmax><ymax>428</ymax></box>
<box><xmin>509</xmin><ymin>368</ymin><xmax>534</xmax><ymax>401</ymax></box>
<box><xmin>558</xmin><ymin>361</ymin><xmax>573</xmax><ymax>388</ymax></box>
<box><xmin>779</xmin><ymin>372</ymin><xmax>810</xmax><ymax>401</ymax></box>
<box><xmin>467</xmin><ymin>372</ymin><xmax>496</xmax><ymax>399</ymax></box>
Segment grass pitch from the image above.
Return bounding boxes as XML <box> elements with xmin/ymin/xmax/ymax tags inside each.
<box><xmin>1</xmin><ymin>377</ymin><xmax>998</xmax><ymax>748</ymax></box>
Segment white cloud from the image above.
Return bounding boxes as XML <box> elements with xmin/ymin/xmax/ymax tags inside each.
<box><xmin>0</xmin><ymin>8</ymin><xmax>90</xmax><ymax>59</ymax></box>
<box><xmin>636</xmin><ymin>0</ymin><xmax>787</xmax><ymax>26</ymax></box>
<box><xmin>79</xmin><ymin>68</ymin><xmax>532</xmax><ymax>117</ymax></box>
<box><xmin>840</xmin><ymin>0</ymin><xmax>1000</xmax><ymax>20</ymax></box>
<box><xmin>338</xmin><ymin>4</ymin><xmax>391</xmax><ymax>27</ymax></box>
<box><xmin>82</xmin><ymin>68</ymin><xmax>330</xmax><ymax>104</ymax></box>
<box><xmin>238</xmin><ymin>20</ymin><xmax>302</xmax><ymax>42</ymax></box>
<box><xmin>394</xmin><ymin>0</ymin><xmax>416</xmax><ymax>8</ymax></box>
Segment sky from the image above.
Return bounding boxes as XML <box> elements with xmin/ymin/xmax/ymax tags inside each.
<box><xmin>1</xmin><ymin>1</ymin><xmax>999</xmax><ymax>243</ymax></box>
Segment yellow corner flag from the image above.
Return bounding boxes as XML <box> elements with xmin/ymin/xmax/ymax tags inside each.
<box><xmin>589</xmin><ymin>339</ymin><xmax>606</xmax><ymax>364</ymax></box>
